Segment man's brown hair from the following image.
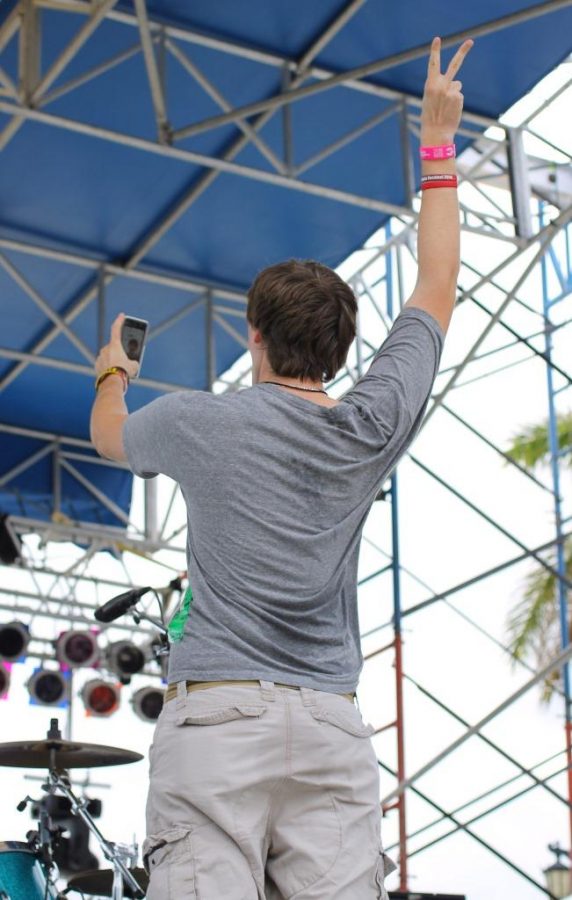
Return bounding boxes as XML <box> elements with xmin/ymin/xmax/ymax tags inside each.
<box><xmin>246</xmin><ymin>259</ymin><xmax>357</xmax><ymax>382</ymax></box>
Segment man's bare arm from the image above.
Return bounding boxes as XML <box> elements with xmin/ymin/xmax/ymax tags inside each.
<box><xmin>90</xmin><ymin>375</ymin><xmax>128</xmax><ymax>461</ymax></box>
<box><xmin>405</xmin><ymin>36</ymin><xmax>474</xmax><ymax>334</ymax></box>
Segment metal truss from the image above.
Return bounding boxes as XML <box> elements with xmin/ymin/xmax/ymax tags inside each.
<box><xmin>0</xmin><ymin>0</ymin><xmax>568</xmax><ymax>240</ymax></box>
<box><xmin>332</xmin><ymin>170</ymin><xmax>572</xmax><ymax>895</ymax></box>
<box><xmin>0</xmin><ymin>2</ymin><xmax>571</xmax><ymax>896</ymax></box>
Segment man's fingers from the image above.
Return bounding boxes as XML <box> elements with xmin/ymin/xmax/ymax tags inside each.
<box><xmin>445</xmin><ymin>38</ymin><xmax>474</xmax><ymax>81</ymax></box>
<box><xmin>427</xmin><ymin>36</ymin><xmax>441</xmax><ymax>78</ymax></box>
<box><xmin>110</xmin><ymin>313</ymin><xmax>125</xmax><ymax>344</ymax></box>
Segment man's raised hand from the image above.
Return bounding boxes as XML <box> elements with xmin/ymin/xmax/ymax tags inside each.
<box><xmin>421</xmin><ymin>36</ymin><xmax>474</xmax><ymax>146</ymax></box>
<box><xmin>95</xmin><ymin>313</ymin><xmax>140</xmax><ymax>380</ymax></box>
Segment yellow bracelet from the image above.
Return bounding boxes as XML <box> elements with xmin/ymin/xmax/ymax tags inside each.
<box><xmin>95</xmin><ymin>366</ymin><xmax>129</xmax><ymax>392</ymax></box>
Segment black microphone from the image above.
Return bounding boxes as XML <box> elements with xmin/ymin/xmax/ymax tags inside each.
<box><xmin>94</xmin><ymin>587</ymin><xmax>151</xmax><ymax>623</ymax></box>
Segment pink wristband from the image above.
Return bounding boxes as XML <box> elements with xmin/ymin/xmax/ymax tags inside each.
<box><xmin>420</xmin><ymin>144</ymin><xmax>456</xmax><ymax>161</ymax></box>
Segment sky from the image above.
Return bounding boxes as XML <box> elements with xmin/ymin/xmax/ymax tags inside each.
<box><xmin>0</xmin><ymin>53</ymin><xmax>571</xmax><ymax>900</ymax></box>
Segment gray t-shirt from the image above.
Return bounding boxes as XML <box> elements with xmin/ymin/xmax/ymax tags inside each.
<box><xmin>123</xmin><ymin>306</ymin><xmax>444</xmax><ymax>692</ymax></box>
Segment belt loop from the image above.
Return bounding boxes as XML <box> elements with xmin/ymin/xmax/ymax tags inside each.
<box><xmin>175</xmin><ymin>680</ymin><xmax>187</xmax><ymax>711</ymax></box>
<box><xmin>259</xmin><ymin>680</ymin><xmax>276</xmax><ymax>701</ymax></box>
<box><xmin>300</xmin><ymin>687</ymin><xmax>316</xmax><ymax>707</ymax></box>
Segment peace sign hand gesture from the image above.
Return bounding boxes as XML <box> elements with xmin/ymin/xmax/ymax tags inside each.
<box><xmin>421</xmin><ymin>36</ymin><xmax>473</xmax><ymax>146</ymax></box>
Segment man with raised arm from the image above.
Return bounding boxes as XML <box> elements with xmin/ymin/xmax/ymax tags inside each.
<box><xmin>91</xmin><ymin>36</ymin><xmax>473</xmax><ymax>900</ymax></box>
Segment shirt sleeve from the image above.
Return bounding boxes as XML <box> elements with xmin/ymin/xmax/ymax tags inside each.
<box><xmin>342</xmin><ymin>306</ymin><xmax>444</xmax><ymax>444</ymax></box>
<box><xmin>123</xmin><ymin>391</ymin><xmax>187</xmax><ymax>480</ymax></box>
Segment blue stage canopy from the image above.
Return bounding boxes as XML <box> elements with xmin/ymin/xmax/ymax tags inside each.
<box><xmin>0</xmin><ymin>0</ymin><xmax>570</xmax><ymax>532</ymax></box>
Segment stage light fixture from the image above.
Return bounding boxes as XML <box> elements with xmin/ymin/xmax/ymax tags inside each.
<box><xmin>56</xmin><ymin>630</ymin><xmax>99</xmax><ymax>668</ymax></box>
<box><xmin>0</xmin><ymin>621</ymin><xmax>30</xmax><ymax>661</ymax></box>
<box><xmin>0</xmin><ymin>516</ymin><xmax>21</xmax><ymax>564</ymax></box>
<box><xmin>132</xmin><ymin>686</ymin><xmax>164</xmax><ymax>723</ymax></box>
<box><xmin>0</xmin><ymin>661</ymin><xmax>10</xmax><ymax>698</ymax></box>
<box><xmin>28</xmin><ymin>669</ymin><xmax>68</xmax><ymax>706</ymax></box>
<box><xmin>82</xmin><ymin>679</ymin><xmax>120</xmax><ymax>717</ymax></box>
<box><xmin>105</xmin><ymin>641</ymin><xmax>145</xmax><ymax>684</ymax></box>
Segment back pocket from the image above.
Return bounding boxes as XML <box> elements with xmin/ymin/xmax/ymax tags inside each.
<box><xmin>309</xmin><ymin>704</ymin><xmax>375</xmax><ymax>737</ymax></box>
<box><xmin>175</xmin><ymin>703</ymin><xmax>267</xmax><ymax>727</ymax></box>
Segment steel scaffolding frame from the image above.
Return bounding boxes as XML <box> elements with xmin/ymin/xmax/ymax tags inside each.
<box><xmin>0</xmin><ymin>2</ymin><xmax>571</xmax><ymax>895</ymax></box>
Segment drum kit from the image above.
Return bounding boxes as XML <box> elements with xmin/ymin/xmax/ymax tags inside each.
<box><xmin>0</xmin><ymin>718</ymin><xmax>149</xmax><ymax>900</ymax></box>
<box><xmin>0</xmin><ymin>586</ymin><xmax>176</xmax><ymax>898</ymax></box>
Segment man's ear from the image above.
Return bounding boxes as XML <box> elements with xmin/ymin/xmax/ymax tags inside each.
<box><xmin>253</xmin><ymin>329</ymin><xmax>264</xmax><ymax>345</ymax></box>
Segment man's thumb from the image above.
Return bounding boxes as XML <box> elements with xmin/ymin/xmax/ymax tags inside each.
<box><xmin>110</xmin><ymin>313</ymin><xmax>125</xmax><ymax>344</ymax></box>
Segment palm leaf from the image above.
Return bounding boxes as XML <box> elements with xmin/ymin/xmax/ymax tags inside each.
<box><xmin>505</xmin><ymin>412</ymin><xmax>572</xmax><ymax>471</ymax></box>
<box><xmin>504</xmin><ymin>412</ymin><xmax>572</xmax><ymax>702</ymax></box>
<box><xmin>505</xmin><ymin>538</ymin><xmax>572</xmax><ymax>703</ymax></box>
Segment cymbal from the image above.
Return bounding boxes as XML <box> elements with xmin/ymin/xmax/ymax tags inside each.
<box><xmin>68</xmin><ymin>867</ymin><xmax>148</xmax><ymax>897</ymax></box>
<box><xmin>0</xmin><ymin>738</ymin><xmax>143</xmax><ymax>769</ymax></box>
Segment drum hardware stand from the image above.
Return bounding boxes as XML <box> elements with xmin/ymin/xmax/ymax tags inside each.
<box><xmin>46</xmin><ymin>777</ymin><xmax>143</xmax><ymax>898</ymax></box>
<box><xmin>3</xmin><ymin>722</ymin><xmax>144</xmax><ymax>900</ymax></box>
<box><xmin>25</xmin><ymin>772</ymin><xmax>111</xmax><ymax>791</ymax></box>
<box><xmin>17</xmin><ymin>791</ymin><xmax>63</xmax><ymax>892</ymax></box>
<box><xmin>131</xmin><ymin>608</ymin><xmax>170</xmax><ymax>671</ymax></box>
<box><xmin>110</xmin><ymin>843</ymin><xmax>139</xmax><ymax>900</ymax></box>
<box><xmin>131</xmin><ymin>608</ymin><xmax>169</xmax><ymax>654</ymax></box>
<box><xmin>40</xmin><ymin>720</ymin><xmax>144</xmax><ymax>900</ymax></box>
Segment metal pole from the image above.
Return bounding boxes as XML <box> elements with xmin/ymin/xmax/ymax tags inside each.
<box><xmin>144</xmin><ymin>479</ymin><xmax>159</xmax><ymax>543</ymax></box>
<box><xmin>540</xmin><ymin>201</ymin><xmax>572</xmax><ymax>881</ymax></box>
<box><xmin>282</xmin><ymin>63</ymin><xmax>293</xmax><ymax>176</ymax></box>
<box><xmin>399</xmin><ymin>100</ymin><xmax>414</xmax><ymax>210</ymax></box>
<box><xmin>384</xmin><ymin>219</ymin><xmax>408</xmax><ymax>891</ymax></box>
<box><xmin>52</xmin><ymin>441</ymin><xmax>61</xmax><ymax>517</ymax></box>
<box><xmin>132</xmin><ymin>0</ymin><xmax>169</xmax><ymax>144</ymax></box>
<box><xmin>353</xmin><ymin>276</ymin><xmax>364</xmax><ymax>379</ymax></box>
<box><xmin>97</xmin><ymin>265</ymin><xmax>106</xmax><ymax>350</ymax></box>
<box><xmin>65</xmin><ymin>668</ymin><xmax>73</xmax><ymax>741</ymax></box>
<box><xmin>205</xmin><ymin>290</ymin><xmax>216</xmax><ymax>391</ymax></box>
<box><xmin>507</xmin><ymin>126</ymin><xmax>533</xmax><ymax>240</ymax></box>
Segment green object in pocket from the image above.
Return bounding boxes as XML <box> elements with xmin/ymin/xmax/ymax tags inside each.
<box><xmin>168</xmin><ymin>587</ymin><xmax>193</xmax><ymax>642</ymax></box>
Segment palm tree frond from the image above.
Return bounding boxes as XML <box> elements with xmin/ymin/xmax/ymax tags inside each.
<box><xmin>505</xmin><ymin>412</ymin><xmax>572</xmax><ymax>471</ymax></box>
<box><xmin>506</xmin><ymin>565</ymin><xmax>556</xmax><ymax>662</ymax></box>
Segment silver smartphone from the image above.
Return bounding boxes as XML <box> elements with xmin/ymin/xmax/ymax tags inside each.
<box><xmin>121</xmin><ymin>316</ymin><xmax>149</xmax><ymax>376</ymax></box>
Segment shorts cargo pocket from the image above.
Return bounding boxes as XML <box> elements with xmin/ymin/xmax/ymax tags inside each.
<box><xmin>143</xmin><ymin>827</ymin><xmax>196</xmax><ymax>899</ymax></box>
<box><xmin>175</xmin><ymin>703</ymin><xmax>267</xmax><ymax>727</ymax></box>
<box><xmin>309</xmin><ymin>704</ymin><xmax>375</xmax><ymax>737</ymax></box>
<box><xmin>374</xmin><ymin>850</ymin><xmax>398</xmax><ymax>899</ymax></box>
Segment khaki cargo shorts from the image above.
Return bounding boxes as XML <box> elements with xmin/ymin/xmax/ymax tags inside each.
<box><xmin>143</xmin><ymin>680</ymin><xmax>397</xmax><ymax>899</ymax></box>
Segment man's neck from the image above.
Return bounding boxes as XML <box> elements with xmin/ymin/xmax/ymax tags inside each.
<box><xmin>256</xmin><ymin>369</ymin><xmax>339</xmax><ymax>408</ymax></box>
<box><xmin>256</xmin><ymin>365</ymin><xmax>325</xmax><ymax>393</ymax></box>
